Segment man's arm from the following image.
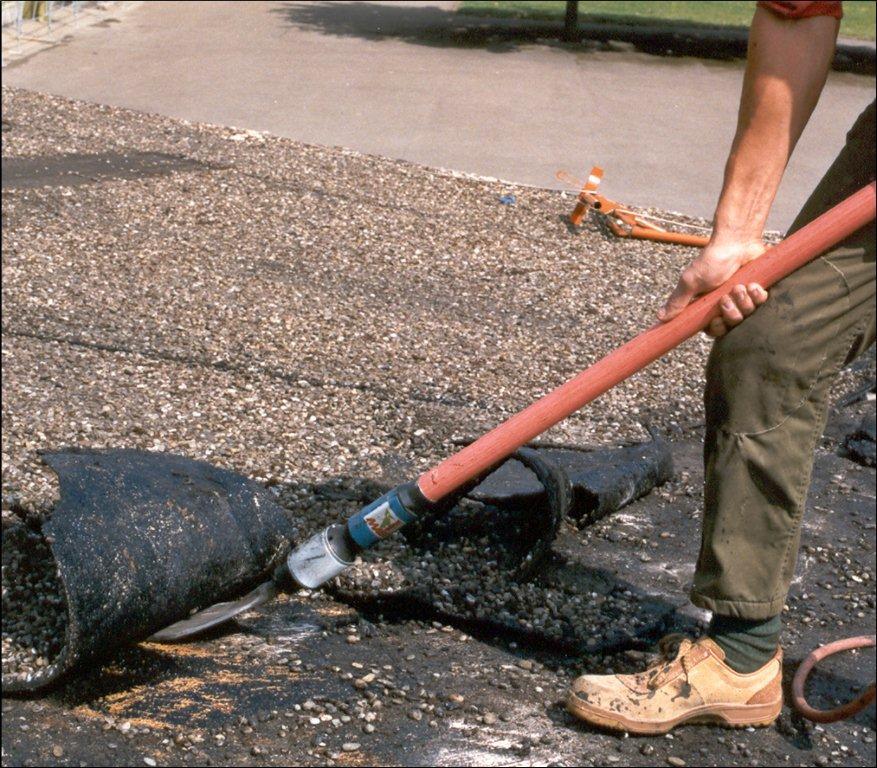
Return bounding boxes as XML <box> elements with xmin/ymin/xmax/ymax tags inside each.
<box><xmin>659</xmin><ymin>6</ymin><xmax>840</xmax><ymax>337</ymax></box>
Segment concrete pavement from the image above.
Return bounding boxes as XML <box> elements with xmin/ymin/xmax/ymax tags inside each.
<box><xmin>3</xmin><ymin>0</ymin><xmax>874</xmax><ymax>230</ymax></box>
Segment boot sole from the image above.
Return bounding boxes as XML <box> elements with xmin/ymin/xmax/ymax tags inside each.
<box><xmin>566</xmin><ymin>693</ymin><xmax>781</xmax><ymax>735</ymax></box>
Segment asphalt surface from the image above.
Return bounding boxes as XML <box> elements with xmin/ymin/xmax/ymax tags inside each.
<box><xmin>2</xmin><ymin>0</ymin><xmax>875</xmax><ymax>231</ymax></box>
<box><xmin>3</xmin><ymin>433</ymin><xmax>874</xmax><ymax>767</ymax></box>
<box><xmin>2</xmin><ymin>86</ymin><xmax>875</xmax><ymax>768</ymax></box>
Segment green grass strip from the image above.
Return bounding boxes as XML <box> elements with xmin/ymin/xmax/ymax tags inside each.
<box><xmin>458</xmin><ymin>1</ymin><xmax>876</xmax><ymax>41</ymax></box>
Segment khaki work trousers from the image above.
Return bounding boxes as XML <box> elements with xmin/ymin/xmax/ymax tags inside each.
<box><xmin>691</xmin><ymin>100</ymin><xmax>876</xmax><ymax>620</ymax></box>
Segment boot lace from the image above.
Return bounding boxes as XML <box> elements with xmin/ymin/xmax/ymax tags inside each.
<box><xmin>646</xmin><ymin>633</ymin><xmax>696</xmax><ymax>691</ymax></box>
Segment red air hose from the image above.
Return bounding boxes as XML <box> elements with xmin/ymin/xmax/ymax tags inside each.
<box><xmin>792</xmin><ymin>635</ymin><xmax>876</xmax><ymax>723</ymax></box>
<box><xmin>417</xmin><ymin>182</ymin><xmax>877</xmax><ymax>503</ymax></box>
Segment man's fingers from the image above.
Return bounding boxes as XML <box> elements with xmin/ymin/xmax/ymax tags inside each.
<box><xmin>721</xmin><ymin>283</ymin><xmax>768</xmax><ymax>327</ymax></box>
<box><xmin>748</xmin><ymin>283</ymin><xmax>768</xmax><ymax>306</ymax></box>
<box><xmin>705</xmin><ymin>317</ymin><xmax>728</xmax><ymax>338</ymax></box>
<box><xmin>719</xmin><ymin>295</ymin><xmax>744</xmax><ymax>325</ymax></box>
<box><xmin>660</xmin><ymin>272</ymin><xmax>767</xmax><ymax>327</ymax></box>
<box><xmin>731</xmin><ymin>284</ymin><xmax>755</xmax><ymax>315</ymax></box>
<box><xmin>659</xmin><ymin>271</ymin><xmax>698</xmax><ymax>321</ymax></box>
<box><xmin>707</xmin><ymin>283</ymin><xmax>768</xmax><ymax>339</ymax></box>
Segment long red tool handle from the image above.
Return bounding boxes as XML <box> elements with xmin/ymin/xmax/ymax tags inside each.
<box><xmin>418</xmin><ymin>182</ymin><xmax>877</xmax><ymax>503</ymax></box>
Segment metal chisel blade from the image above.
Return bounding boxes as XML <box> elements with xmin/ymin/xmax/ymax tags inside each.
<box><xmin>149</xmin><ymin>580</ymin><xmax>279</xmax><ymax>642</ymax></box>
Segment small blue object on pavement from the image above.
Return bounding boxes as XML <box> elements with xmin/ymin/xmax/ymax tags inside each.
<box><xmin>499</xmin><ymin>194</ymin><xmax>516</xmax><ymax>205</ymax></box>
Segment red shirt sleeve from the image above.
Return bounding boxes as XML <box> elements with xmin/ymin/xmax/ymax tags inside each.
<box><xmin>757</xmin><ymin>1</ymin><xmax>843</xmax><ymax>19</ymax></box>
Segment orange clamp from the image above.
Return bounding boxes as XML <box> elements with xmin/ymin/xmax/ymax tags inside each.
<box><xmin>558</xmin><ymin>166</ymin><xmax>711</xmax><ymax>248</ymax></box>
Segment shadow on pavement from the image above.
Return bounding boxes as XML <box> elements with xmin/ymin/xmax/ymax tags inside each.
<box><xmin>270</xmin><ymin>1</ymin><xmax>875</xmax><ymax>72</ymax></box>
<box><xmin>269</xmin><ymin>0</ymin><xmax>744</xmax><ymax>57</ymax></box>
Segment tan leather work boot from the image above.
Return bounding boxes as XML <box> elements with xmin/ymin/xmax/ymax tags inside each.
<box><xmin>567</xmin><ymin>635</ymin><xmax>782</xmax><ymax>734</ymax></box>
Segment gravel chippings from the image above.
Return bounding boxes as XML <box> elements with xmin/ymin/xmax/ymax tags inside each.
<box><xmin>2</xmin><ymin>84</ymin><xmax>873</xmax><ymax>678</ymax></box>
<box><xmin>1</xmin><ymin>526</ymin><xmax>68</xmax><ymax>681</ymax></box>
<box><xmin>1</xmin><ymin>88</ymin><xmax>733</xmax><ymax>516</ymax></box>
<box><xmin>3</xmin><ymin>86</ymin><xmax>868</xmax><ymax>523</ymax></box>
<box><xmin>1</xmin><ymin>88</ymin><xmax>875</xmax><ymax>768</ymax></box>
<box><xmin>328</xmin><ymin>491</ymin><xmax>673</xmax><ymax>653</ymax></box>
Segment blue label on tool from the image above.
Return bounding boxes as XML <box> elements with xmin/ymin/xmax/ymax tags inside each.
<box><xmin>347</xmin><ymin>488</ymin><xmax>416</xmax><ymax>548</ymax></box>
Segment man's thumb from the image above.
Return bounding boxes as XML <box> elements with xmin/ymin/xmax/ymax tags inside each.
<box><xmin>659</xmin><ymin>281</ymin><xmax>695</xmax><ymax>322</ymax></box>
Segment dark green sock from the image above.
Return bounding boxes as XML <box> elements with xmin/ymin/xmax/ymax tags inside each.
<box><xmin>708</xmin><ymin>614</ymin><xmax>781</xmax><ymax>673</ymax></box>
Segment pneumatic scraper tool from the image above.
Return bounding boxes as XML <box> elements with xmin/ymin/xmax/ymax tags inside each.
<box><xmin>151</xmin><ymin>182</ymin><xmax>877</xmax><ymax>643</ymax></box>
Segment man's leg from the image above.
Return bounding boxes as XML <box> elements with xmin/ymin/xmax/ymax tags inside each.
<box><xmin>693</xmin><ymin>103</ymin><xmax>876</xmax><ymax>656</ymax></box>
<box><xmin>567</xmin><ymin>102</ymin><xmax>875</xmax><ymax>733</ymax></box>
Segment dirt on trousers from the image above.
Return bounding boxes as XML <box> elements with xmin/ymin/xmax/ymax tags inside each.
<box><xmin>1</xmin><ymin>87</ymin><xmax>875</xmax><ymax>766</ymax></box>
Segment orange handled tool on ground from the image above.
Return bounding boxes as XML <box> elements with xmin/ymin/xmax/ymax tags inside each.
<box><xmin>558</xmin><ymin>167</ymin><xmax>711</xmax><ymax>248</ymax></box>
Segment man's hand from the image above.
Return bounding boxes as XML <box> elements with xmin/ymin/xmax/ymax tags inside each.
<box><xmin>655</xmin><ymin>6</ymin><xmax>838</xmax><ymax>339</ymax></box>
<box><xmin>658</xmin><ymin>240</ymin><xmax>769</xmax><ymax>338</ymax></box>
